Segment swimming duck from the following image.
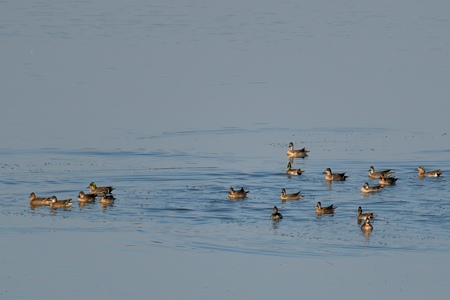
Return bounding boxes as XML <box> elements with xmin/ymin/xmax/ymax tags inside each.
<box><xmin>379</xmin><ymin>174</ymin><xmax>398</xmax><ymax>185</ymax></box>
<box><xmin>29</xmin><ymin>192</ymin><xmax>52</xmax><ymax>206</ymax></box>
<box><xmin>49</xmin><ymin>196</ymin><xmax>73</xmax><ymax>208</ymax></box>
<box><xmin>360</xmin><ymin>182</ymin><xmax>384</xmax><ymax>193</ymax></box>
<box><xmin>99</xmin><ymin>193</ymin><xmax>115</xmax><ymax>205</ymax></box>
<box><xmin>77</xmin><ymin>191</ymin><xmax>96</xmax><ymax>203</ymax></box>
<box><xmin>287</xmin><ymin>142</ymin><xmax>309</xmax><ymax>158</ymax></box>
<box><xmin>315</xmin><ymin>201</ymin><xmax>336</xmax><ymax>214</ymax></box>
<box><xmin>285</xmin><ymin>162</ymin><xmax>304</xmax><ymax>176</ymax></box>
<box><xmin>356</xmin><ymin>206</ymin><xmax>375</xmax><ymax>220</ymax></box>
<box><xmin>280</xmin><ymin>188</ymin><xmax>303</xmax><ymax>200</ymax></box>
<box><xmin>228</xmin><ymin>187</ymin><xmax>249</xmax><ymax>199</ymax></box>
<box><xmin>270</xmin><ymin>206</ymin><xmax>283</xmax><ymax>220</ymax></box>
<box><xmin>324</xmin><ymin>168</ymin><xmax>347</xmax><ymax>181</ymax></box>
<box><xmin>361</xmin><ymin>217</ymin><xmax>373</xmax><ymax>231</ymax></box>
<box><xmin>87</xmin><ymin>182</ymin><xmax>114</xmax><ymax>195</ymax></box>
<box><xmin>368</xmin><ymin>166</ymin><xmax>394</xmax><ymax>179</ymax></box>
<box><xmin>418</xmin><ymin>166</ymin><xmax>442</xmax><ymax>177</ymax></box>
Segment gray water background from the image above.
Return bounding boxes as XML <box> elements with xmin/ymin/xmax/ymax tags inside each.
<box><xmin>1</xmin><ymin>1</ymin><xmax>450</xmax><ymax>299</ymax></box>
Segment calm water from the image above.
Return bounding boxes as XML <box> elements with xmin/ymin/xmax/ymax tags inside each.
<box><xmin>4</xmin><ymin>127</ymin><xmax>449</xmax><ymax>255</ymax></box>
<box><xmin>1</xmin><ymin>127</ymin><xmax>450</xmax><ymax>298</ymax></box>
<box><xmin>2</xmin><ymin>0</ymin><xmax>450</xmax><ymax>299</ymax></box>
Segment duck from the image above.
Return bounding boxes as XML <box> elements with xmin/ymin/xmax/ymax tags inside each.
<box><xmin>418</xmin><ymin>166</ymin><xmax>442</xmax><ymax>177</ymax></box>
<box><xmin>280</xmin><ymin>188</ymin><xmax>303</xmax><ymax>200</ymax></box>
<box><xmin>285</xmin><ymin>162</ymin><xmax>304</xmax><ymax>176</ymax></box>
<box><xmin>49</xmin><ymin>196</ymin><xmax>73</xmax><ymax>208</ymax></box>
<box><xmin>379</xmin><ymin>174</ymin><xmax>398</xmax><ymax>185</ymax></box>
<box><xmin>361</xmin><ymin>217</ymin><xmax>373</xmax><ymax>231</ymax></box>
<box><xmin>99</xmin><ymin>193</ymin><xmax>115</xmax><ymax>205</ymax></box>
<box><xmin>360</xmin><ymin>182</ymin><xmax>384</xmax><ymax>193</ymax></box>
<box><xmin>77</xmin><ymin>191</ymin><xmax>96</xmax><ymax>203</ymax></box>
<box><xmin>228</xmin><ymin>187</ymin><xmax>249</xmax><ymax>199</ymax></box>
<box><xmin>324</xmin><ymin>168</ymin><xmax>347</xmax><ymax>181</ymax></box>
<box><xmin>315</xmin><ymin>201</ymin><xmax>336</xmax><ymax>214</ymax></box>
<box><xmin>270</xmin><ymin>206</ymin><xmax>283</xmax><ymax>220</ymax></box>
<box><xmin>368</xmin><ymin>166</ymin><xmax>394</xmax><ymax>179</ymax></box>
<box><xmin>356</xmin><ymin>206</ymin><xmax>375</xmax><ymax>220</ymax></box>
<box><xmin>286</xmin><ymin>142</ymin><xmax>309</xmax><ymax>158</ymax></box>
<box><xmin>87</xmin><ymin>182</ymin><xmax>114</xmax><ymax>195</ymax></box>
<box><xmin>29</xmin><ymin>192</ymin><xmax>52</xmax><ymax>206</ymax></box>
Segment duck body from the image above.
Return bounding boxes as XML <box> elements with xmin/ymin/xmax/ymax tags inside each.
<box><xmin>324</xmin><ymin>168</ymin><xmax>347</xmax><ymax>181</ymax></box>
<box><xmin>78</xmin><ymin>191</ymin><xmax>96</xmax><ymax>203</ymax></box>
<box><xmin>356</xmin><ymin>206</ymin><xmax>375</xmax><ymax>220</ymax></box>
<box><xmin>316</xmin><ymin>201</ymin><xmax>336</xmax><ymax>214</ymax></box>
<box><xmin>361</xmin><ymin>218</ymin><xmax>373</xmax><ymax>231</ymax></box>
<box><xmin>270</xmin><ymin>206</ymin><xmax>283</xmax><ymax>220</ymax></box>
<box><xmin>379</xmin><ymin>174</ymin><xmax>398</xmax><ymax>185</ymax></box>
<box><xmin>228</xmin><ymin>187</ymin><xmax>249</xmax><ymax>199</ymax></box>
<box><xmin>29</xmin><ymin>192</ymin><xmax>52</xmax><ymax>206</ymax></box>
<box><xmin>49</xmin><ymin>196</ymin><xmax>73</xmax><ymax>208</ymax></box>
<box><xmin>360</xmin><ymin>182</ymin><xmax>384</xmax><ymax>193</ymax></box>
<box><xmin>99</xmin><ymin>193</ymin><xmax>115</xmax><ymax>205</ymax></box>
<box><xmin>418</xmin><ymin>166</ymin><xmax>442</xmax><ymax>177</ymax></box>
<box><xmin>287</xmin><ymin>142</ymin><xmax>309</xmax><ymax>158</ymax></box>
<box><xmin>280</xmin><ymin>188</ymin><xmax>302</xmax><ymax>200</ymax></box>
<box><xmin>87</xmin><ymin>182</ymin><xmax>114</xmax><ymax>196</ymax></box>
<box><xmin>368</xmin><ymin>166</ymin><xmax>394</xmax><ymax>179</ymax></box>
<box><xmin>285</xmin><ymin>162</ymin><xmax>304</xmax><ymax>176</ymax></box>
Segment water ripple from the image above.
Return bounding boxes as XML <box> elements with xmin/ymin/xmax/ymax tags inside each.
<box><xmin>1</xmin><ymin>127</ymin><xmax>450</xmax><ymax>257</ymax></box>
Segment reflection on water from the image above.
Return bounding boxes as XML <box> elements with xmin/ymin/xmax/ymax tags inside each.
<box><xmin>1</xmin><ymin>127</ymin><xmax>449</xmax><ymax>257</ymax></box>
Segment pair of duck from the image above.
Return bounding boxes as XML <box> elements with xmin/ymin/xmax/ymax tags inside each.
<box><xmin>29</xmin><ymin>193</ymin><xmax>73</xmax><ymax>208</ymax></box>
<box><xmin>229</xmin><ymin>187</ymin><xmax>303</xmax><ymax>201</ymax></box>
<box><xmin>326</xmin><ymin>165</ymin><xmax>404</xmax><ymax>182</ymax></box>
<box><xmin>270</xmin><ymin>201</ymin><xmax>337</xmax><ymax>219</ymax></box>
<box><xmin>370</xmin><ymin>166</ymin><xmax>442</xmax><ymax>179</ymax></box>
<box><xmin>285</xmin><ymin>165</ymin><xmax>348</xmax><ymax>180</ymax></box>
<box><xmin>78</xmin><ymin>191</ymin><xmax>116</xmax><ymax>205</ymax></box>
<box><xmin>368</xmin><ymin>166</ymin><xmax>399</xmax><ymax>186</ymax></box>
<box><xmin>358</xmin><ymin>206</ymin><xmax>375</xmax><ymax>231</ymax></box>
<box><xmin>285</xmin><ymin>142</ymin><xmax>308</xmax><ymax>175</ymax></box>
<box><xmin>285</xmin><ymin>164</ymin><xmax>348</xmax><ymax>181</ymax></box>
<box><xmin>361</xmin><ymin>167</ymin><xmax>398</xmax><ymax>192</ymax></box>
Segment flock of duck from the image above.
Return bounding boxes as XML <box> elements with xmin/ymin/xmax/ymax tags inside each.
<box><xmin>29</xmin><ymin>182</ymin><xmax>116</xmax><ymax>209</ymax></box>
<box><xmin>228</xmin><ymin>142</ymin><xmax>444</xmax><ymax>233</ymax></box>
<box><xmin>28</xmin><ymin>141</ymin><xmax>443</xmax><ymax>232</ymax></box>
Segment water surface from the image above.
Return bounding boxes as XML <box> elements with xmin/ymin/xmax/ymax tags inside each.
<box><xmin>1</xmin><ymin>0</ymin><xmax>450</xmax><ymax>299</ymax></box>
<box><xmin>1</xmin><ymin>127</ymin><xmax>450</xmax><ymax>298</ymax></box>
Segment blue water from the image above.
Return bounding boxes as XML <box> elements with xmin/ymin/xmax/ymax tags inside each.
<box><xmin>1</xmin><ymin>127</ymin><xmax>450</xmax><ymax>299</ymax></box>
<box><xmin>2</xmin><ymin>0</ymin><xmax>450</xmax><ymax>299</ymax></box>
<box><xmin>2</xmin><ymin>127</ymin><xmax>449</xmax><ymax>255</ymax></box>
